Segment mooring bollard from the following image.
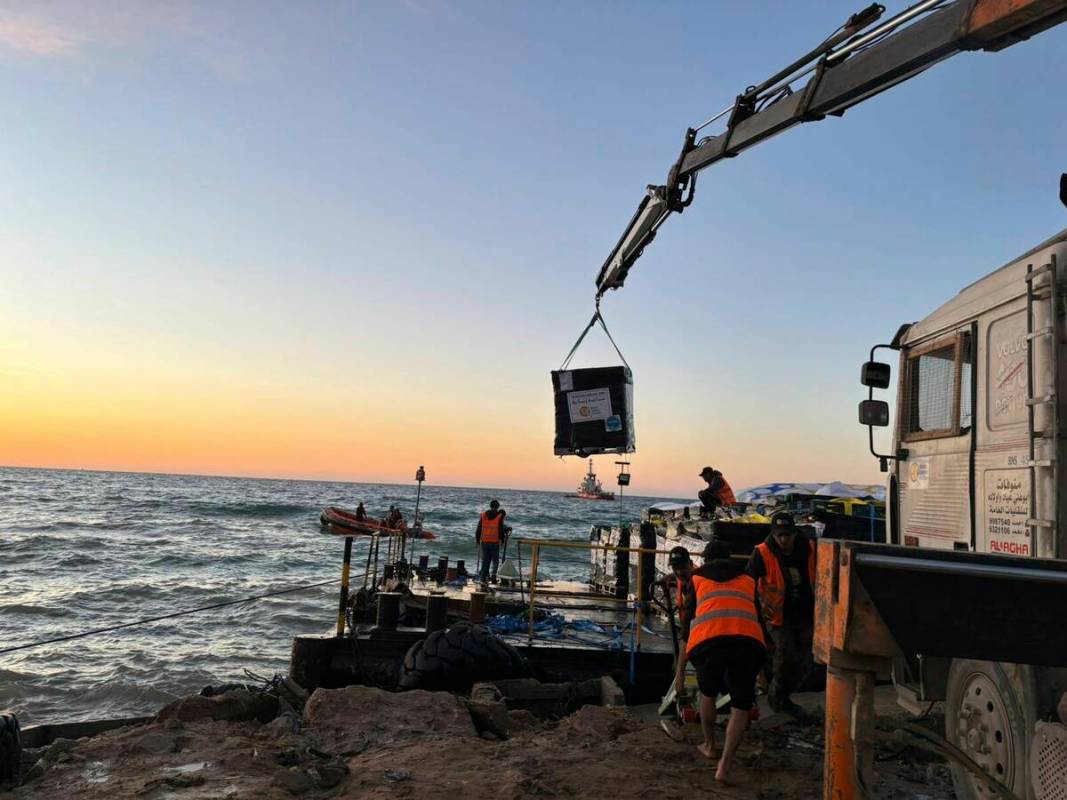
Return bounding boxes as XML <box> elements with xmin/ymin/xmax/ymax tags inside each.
<box><xmin>418</xmin><ymin>555</ymin><xmax>430</xmax><ymax>573</ymax></box>
<box><xmin>469</xmin><ymin>591</ymin><xmax>487</xmax><ymax>624</ymax></box>
<box><xmin>376</xmin><ymin>591</ymin><xmax>401</xmax><ymax>630</ymax></box>
<box><xmin>426</xmin><ymin>592</ymin><xmax>448</xmax><ymax>633</ymax></box>
<box><xmin>456</xmin><ymin>559</ymin><xmax>466</xmax><ymax>576</ymax></box>
<box><xmin>436</xmin><ymin>556</ymin><xmax>448</xmax><ymax>584</ymax></box>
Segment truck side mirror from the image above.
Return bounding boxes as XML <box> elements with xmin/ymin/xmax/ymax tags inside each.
<box><xmin>859</xmin><ymin>399</ymin><xmax>890</xmax><ymax>427</ymax></box>
<box><xmin>861</xmin><ymin>361</ymin><xmax>891</xmax><ymax>389</ymax></box>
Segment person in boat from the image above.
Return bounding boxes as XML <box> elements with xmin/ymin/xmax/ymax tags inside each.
<box><xmin>746</xmin><ymin>511</ymin><xmax>816</xmax><ymax>716</ymax></box>
<box><xmin>475</xmin><ymin>500</ymin><xmax>506</xmax><ymax>584</ymax></box>
<box><xmin>667</xmin><ymin>546</ymin><xmax>695</xmax><ymax>630</ymax></box>
<box><xmin>354</xmin><ymin>502</ymin><xmax>366</xmax><ymax>522</ymax></box>
<box><xmin>698</xmin><ymin>466</ymin><xmax>736</xmax><ymax>517</ymax></box>
<box><xmin>675</xmin><ymin>539</ymin><xmax>767</xmax><ymax>782</ymax></box>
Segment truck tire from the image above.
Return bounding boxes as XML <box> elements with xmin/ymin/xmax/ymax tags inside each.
<box><xmin>945</xmin><ymin>659</ymin><xmax>1037</xmax><ymax>800</ymax></box>
<box><xmin>398</xmin><ymin>622</ymin><xmax>528</xmax><ymax>692</ymax></box>
<box><xmin>0</xmin><ymin>712</ymin><xmax>21</xmax><ymax>789</ymax></box>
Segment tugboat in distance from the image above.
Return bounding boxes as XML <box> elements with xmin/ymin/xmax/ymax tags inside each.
<box><xmin>568</xmin><ymin>459</ymin><xmax>615</xmax><ymax>501</ymax></box>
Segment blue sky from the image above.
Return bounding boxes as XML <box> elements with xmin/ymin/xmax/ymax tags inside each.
<box><xmin>1</xmin><ymin>1</ymin><xmax>1065</xmax><ymax>494</ymax></box>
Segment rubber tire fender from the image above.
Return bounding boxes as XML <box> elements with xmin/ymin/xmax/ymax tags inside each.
<box><xmin>944</xmin><ymin>659</ymin><xmax>1037</xmax><ymax>800</ymax></box>
<box><xmin>0</xmin><ymin>712</ymin><xmax>21</xmax><ymax>790</ymax></box>
<box><xmin>398</xmin><ymin>622</ymin><xmax>529</xmax><ymax>692</ymax></box>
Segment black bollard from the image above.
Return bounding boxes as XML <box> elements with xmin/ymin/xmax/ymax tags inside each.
<box><xmin>456</xmin><ymin>559</ymin><xmax>466</xmax><ymax>577</ymax></box>
<box><xmin>436</xmin><ymin>556</ymin><xmax>448</xmax><ymax>584</ymax></box>
<box><xmin>426</xmin><ymin>592</ymin><xmax>448</xmax><ymax>633</ymax></box>
<box><xmin>383</xmin><ymin>563</ymin><xmax>395</xmax><ymax>582</ymax></box>
<box><xmin>376</xmin><ymin>592</ymin><xmax>401</xmax><ymax>630</ymax></box>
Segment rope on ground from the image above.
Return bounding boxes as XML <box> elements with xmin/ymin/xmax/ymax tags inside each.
<box><xmin>0</xmin><ymin>578</ymin><xmax>339</xmax><ymax>656</ymax></box>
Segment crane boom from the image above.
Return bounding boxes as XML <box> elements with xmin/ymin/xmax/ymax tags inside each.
<box><xmin>595</xmin><ymin>0</ymin><xmax>1067</xmax><ymax>297</ymax></box>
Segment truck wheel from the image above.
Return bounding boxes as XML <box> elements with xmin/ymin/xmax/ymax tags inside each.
<box><xmin>398</xmin><ymin>622</ymin><xmax>528</xmax><ymax>692</ymax></box>
<box><xmin>0</xmin><ymin>712</ymin><xmax>21</xmax><ymax>789</ymax></box>
<box><xmin>945</xmin><ymin>659</ymin><xmax>1037</xmax><ymax>800</ymax></box>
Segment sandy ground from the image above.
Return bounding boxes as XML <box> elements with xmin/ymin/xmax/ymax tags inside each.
<box><xmin>9</xmin><ymin>686</ymin><xmax>956</xmax><ymax>800</ymax></box>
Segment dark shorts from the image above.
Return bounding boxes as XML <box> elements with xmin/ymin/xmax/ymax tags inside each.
<box><xmin>689</xmin><ymin>636</ymin><xmax>765</xmax><ymax>710</ymax></box>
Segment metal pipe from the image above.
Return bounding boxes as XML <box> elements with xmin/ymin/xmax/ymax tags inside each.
<box><xmin>853</xmin><ymin>552</ymin><xmax>1067</xmax><ymax>583</ymax></box>
<box><xmin>469</xmin><ymin>591</ymin><xmax>487</xmax><ymax>624</ymax></box>
<box><xmin>528</xmin><ymin>543</ymin><xmax>541</xmax><ymax>641</ymax></box>
<box><xmin>376</xmin><ymin>591</ymin><xmax>401</xmax><ymax>630</ymax></box>
<box><xmin>425</xmin><ymin>592</ymin><xmax>447</xmax><ymax>633</ymax></box>
<box><xmin>826</xmin><ymin>0</ymin><xmax>947</xmax><ymax>64</ymax></box>
<box><xmin>693</xmin><ymin>104</ymin><xmax>734</xmax><ymax>134</ymax></box>
<box><xmin>336</xmin><ymin>536</ymin><xmax>353</xmax><ymax>637</ymax></box>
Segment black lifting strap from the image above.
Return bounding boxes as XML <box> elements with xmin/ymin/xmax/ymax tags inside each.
<box><xmin>559</xmin><ymin>304</ymin><xmax>631</xmax><ymax>371</ymax></box>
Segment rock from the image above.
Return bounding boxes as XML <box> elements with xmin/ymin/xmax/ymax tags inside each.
<box><xmin>470</xmin><ymin>682</ymin><xmax>504</xmax><ymax>705</ymax></box>
<box><xmin>265</xmin><ymin>712</ymin><xmax>301</xmax><ymax>738</ymax></box>
<box><xmin>309</xmin><ymin>761</ymin><xmax>348</xmax><ymax>789</ymax></box>
<box><xmin>561</xmin><ymin>706</ymin><xmax>639</xmax><ymax>741</ymax></box>
<box><xmin>163</xmin><ymin>718</ymin><xmax>183</xmax><ymax>732</ymax></box>
<box><xmin>157</xmin><ymin>689</ymin><xmax>278</xmax><ymax>725</ymax></box>
<box><xmin>466</xmin><ymin>699</ymin><xmax>512</xmax><ymax>738</ymax></box>
<box><xmin>303</xmin><ymin>686</ymin><xmax>476</xmax><ymax>755</ymax></box>
<box><xmin>273</xmin><ymin>767</ymin><xmax>315</xmax><ymax>796</ymax></box>
<box><xmin>600</xmin><ymin>676</ymin><xmax>625</xmax><ymax>708</ymax></box>
<box><xmin>384</xmin><ymin>769</ymin><xmax>412</xmax><ymax>782</ymax></box>
<box><xmin>137</xmin><ymin>733</ymin><xmax>178</xmax><ymax>755</ymax></box>
<box><xmin>479</xmin><ymin>730</ymin><xmax>499</xmax><ymax>741</ymax></box>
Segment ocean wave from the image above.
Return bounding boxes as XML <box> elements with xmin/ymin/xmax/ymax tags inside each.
<box><xmin>182</xmin><ymin>501</ymin><xmax>317</xmax><ymax>519</ymax></box>
<box><xmin>0</xmin><ymin>602</ymin><xmax>66</xmax><ymax>618</ymax></box>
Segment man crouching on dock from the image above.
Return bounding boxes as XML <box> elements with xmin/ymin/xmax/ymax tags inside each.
<box><xmin>675</xmin><ymin>539</ymin><xmax>767</xmax><ymax>783</ymax></box>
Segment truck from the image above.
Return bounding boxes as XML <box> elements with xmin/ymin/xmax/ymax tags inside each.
<box><xmin>860</xmin><ymin>227</ymin><xmax>1067</xmax><ymax>799</ymax></box>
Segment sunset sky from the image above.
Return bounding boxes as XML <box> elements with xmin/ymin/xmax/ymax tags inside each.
<box><xmin>2</xmin><ymin>2</ymin><xmax>1065</xmax><ymax>496</ymax></box>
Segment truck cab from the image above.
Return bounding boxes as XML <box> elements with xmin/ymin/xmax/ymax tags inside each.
<box><xmin>861</xmin><ymin>229</ymin><xmax>1067</xmax><ymax>800</ymax></box>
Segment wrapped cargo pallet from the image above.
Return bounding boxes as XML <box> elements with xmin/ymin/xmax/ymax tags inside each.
<box><xmin>551</xmin><ymin>366</ymin><xmax>635</xmax><ymax>456</ymax></box>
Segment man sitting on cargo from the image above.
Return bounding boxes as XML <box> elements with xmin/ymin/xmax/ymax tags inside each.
<box><xmin>746</xmin><ymin>512</ymin><xmax>816</xmax><ymax>716</ymax></box>
<box><xmin>675</xmin><ymin>539</ymin><xmax>767</xmax><ymax>782</ymax></box>
<box><xmin>698</xmin><ymin>466</ymin><xmax>737</xmax><ymax>517</ymax></box>
<box><xmin>475</xmin><ymin>500</ymin><xmax>506</xmax><ymax>585</ymax></box>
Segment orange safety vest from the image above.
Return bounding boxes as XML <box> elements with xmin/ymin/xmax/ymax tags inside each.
<box><xmin>754</xmin><ymin>540</ymin><xmax>816</xmax><ymax>628</ymax></box>
<box><xmin>716</xmin><ymin>477</ymin><xmax>737</xmax><ymax>507</ymax></box>
<box><xmin>686</xmin><ymin>573</ymin><xmax>765</xmax><ymax>654</ymax></box>
<box><xmin>480</xmin><ymin>511</ymin><xmax>502</xmax><ymax>544</ymax></box>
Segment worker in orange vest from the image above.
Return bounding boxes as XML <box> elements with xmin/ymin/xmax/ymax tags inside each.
<box><xmin>746</xmin><ymin>511</ymin><xmax>816</xmax><ymax>716</ymax></box>
<box><xmin>698</xmin><ymin>466</ymin><xmax>736</xmax><ymax>517</ymax></box>
<box><xmin>675</xmin><ymin>539</ymin><xmax>767</xmax><ymax>783</ymax></box>
<box><xmin>475</xmin><ymin>500</ymin><xmax>506</xmax><ymax>584</ymax></box>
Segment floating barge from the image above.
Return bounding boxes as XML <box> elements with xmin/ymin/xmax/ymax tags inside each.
<box><xmin>290</xmin><ymin>531</ymin><xmax>678</xmax><ymax>704</ymax></box>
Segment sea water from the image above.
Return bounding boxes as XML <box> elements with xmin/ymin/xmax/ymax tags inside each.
<box><xmin>0</xmin><ymin>467</ymin><xmax>678</xmax><ymax>724</ymax></box>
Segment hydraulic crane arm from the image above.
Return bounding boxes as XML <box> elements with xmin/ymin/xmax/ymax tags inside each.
<box><xmin>595</xmin><ymin>0</ymin><xmax>1067</xmax><ymax>297</ymax></box>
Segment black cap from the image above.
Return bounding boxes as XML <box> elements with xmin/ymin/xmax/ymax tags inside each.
<box><xmin>489</xmin><ymin>499</ymin><xmax>500</xmax><ymax>510</ymax></box>
<box><xmin>770</xmin><ymin>512</ymin><xmax>798</xmax><ymax>534</ymax></box>
<box><xmin>702</xmin><ymin>539</ymin><xmax>732</xmax><ymax>561</ymax></box>
<box><xmin>668</xmin><ymin>546</ymin><xmax>691</xmax><ymax>567</ymax></box>
<box><xmin>699</xmin><ymin>466</ymin><xmax>716</xmax><ymax>478</ymax></box>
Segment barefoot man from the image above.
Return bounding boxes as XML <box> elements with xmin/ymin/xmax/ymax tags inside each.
<box><xmin>674</xmin><ymin>539</ymin><xmax>767</xmax><ymax>782</ymax></box>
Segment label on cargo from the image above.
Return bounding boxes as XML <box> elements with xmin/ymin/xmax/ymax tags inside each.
<box><xmin>605</xmin><ymin>415</ymin><xmax>622</xmax><ymax>432</ymax></box>
<box><xmin>567</xmin><ymin>388</ymin><xmax>613</xmax><ymax>423</ymax></box>
<box><xmin>984</xmin><ymin>469</ymin><xmax>1030</xmax><ymax>556</ymax></box>
<box><xmin>907</xmin><ymin>458</ymin><xmax>929</xmax><ymax>489</ymax></box>
<box><xmin>558</xmin><ymin>371</ymin><xmax>573</xmax><ymax>392</ymax></box>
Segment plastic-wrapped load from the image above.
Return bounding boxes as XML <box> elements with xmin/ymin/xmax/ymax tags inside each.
<box><xmin>551</xmin><ymin>366</ymin><xmax>635</xmax><ymax>456</ymax></box>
